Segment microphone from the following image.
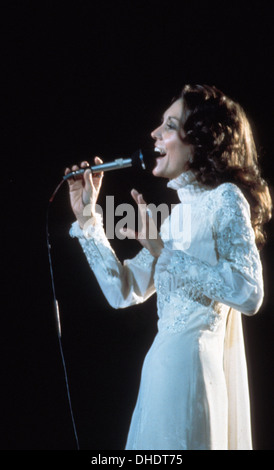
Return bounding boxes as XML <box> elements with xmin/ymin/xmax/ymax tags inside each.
<box><xmin>63</xmin><ymin>149</ymin><xmax>146</xmax><ymax>180</ymax></box>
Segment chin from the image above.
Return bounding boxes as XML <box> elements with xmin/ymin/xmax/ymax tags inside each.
<box><xmin>152</xmin><ymin>162</ymin><xmax>167</xmax><ymax>178</ymax></box>
<box><xmin>152</xmin><ymin>168</ymin><xmax>165</xmax><ymax>178</ymax></box>
<box><xmin>152</xmin><ymin>166</ymin><xmax>177</xmax><ymax>180</ymax></box>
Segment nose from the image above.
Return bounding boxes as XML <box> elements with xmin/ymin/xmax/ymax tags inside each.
<box><xmin>151</xmin><ymin>125</ymin><xmax>162</xmax><ymax>140</ymax></box>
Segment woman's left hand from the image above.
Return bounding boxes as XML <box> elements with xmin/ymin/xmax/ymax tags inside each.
<box><xmin>120</xmin><ymin>189</ymin><xmax>164</xmax><ymax>258</ymax></box>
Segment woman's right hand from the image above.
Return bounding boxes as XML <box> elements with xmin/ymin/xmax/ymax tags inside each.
<box><xmin>65</xmin><ymin>156</ymin><xmax>104</xmax><ymax>228</ymax></box>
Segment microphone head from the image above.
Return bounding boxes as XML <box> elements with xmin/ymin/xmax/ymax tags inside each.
<box><xmin>131</xmin><ymin>149</ymin><xmax>146</xmax><ymax>170</ymax></box>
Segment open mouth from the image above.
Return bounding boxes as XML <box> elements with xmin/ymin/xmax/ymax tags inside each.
<box><xmin>154</xmin><ymin>146</ymin><xmax>167</xmax><ymax>158</ymax></box>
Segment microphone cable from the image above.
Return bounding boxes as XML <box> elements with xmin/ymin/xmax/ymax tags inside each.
<box><xmin>45</xmin><ymin>150</ymin><xmax>146</xmax><ymax>450</ymax></box>
<box><xmin>46</xmin><ymin>178</ymin><xmax>80</xmax><ymax>450</ymax></box>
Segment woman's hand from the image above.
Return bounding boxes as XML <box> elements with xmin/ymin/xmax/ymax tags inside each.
<box><xmin>120</xmin><ymin>189</ymin><xmax>164</xmax><ymax>258</ymax></box>
<box><xmin>65</xmin><ymin>157</ymin><xmax>103</xmax><ymax>228</ymax></box>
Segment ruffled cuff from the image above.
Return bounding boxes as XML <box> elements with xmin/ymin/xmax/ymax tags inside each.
<box><xmin>156</xmin><ymin>245</ymin><xmax>174</xmax><ymax>272</ymax></box>
<box><xmin>69</xmin><ymin>213</ymin><xmax>105</xmax><ymax>242</ymax></box>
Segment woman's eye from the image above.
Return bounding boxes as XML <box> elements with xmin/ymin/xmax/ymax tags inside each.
<box><xmin>166</xmin><ymin>122</ymin><xmax>177</xmax><ymax>130</ymax></box>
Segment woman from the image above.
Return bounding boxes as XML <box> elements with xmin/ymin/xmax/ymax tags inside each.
<box><xmin>65</xmin><ymin>85</ymin><xmax>272</xmax><ymax>450</ymax></box>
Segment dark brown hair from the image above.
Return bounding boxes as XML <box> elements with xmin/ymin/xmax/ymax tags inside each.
<box><xmin>179</xmin><ymin>84</ymin><xmax>272</xmax><ymax>249</ymax></box>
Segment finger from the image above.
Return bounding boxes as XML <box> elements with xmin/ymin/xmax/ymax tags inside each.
<box><xmin>131</xmin><ymin>188</ymin><xmax>140</xmax><ymax>205</ymax></box>
<box><xmin>77</xmin><ymin>162</ymin><xmax>92</xmax><ymax>190</ymax></box>
<box><xmin>90</xmin><ymin>157</ymin><xmax>103</xmax><ymax>194</ymax></box>
<box><xmin>119</xmin><ymin>227</ymin><xmax>137</xmax><ymax>239</ymax></box>
<box><xmin>83</xmin><ymin>168</ymin><xmax>93</xmax><ymax>191</ymax></box>
<box><xmin>94</xmin><ymin>156</ymin><xmax>103</xmax><ymax>164</ymax></box>
<box><xmin>72</xmin><ymin>164</ymin><xmax>83</xmax><ymax>182</ymax></box>
<box><xmin>93</xmin><ymin>156</ymin><xmax>104</xmax><ymax>178</ymax></box>
<box><xmin>65</xmin><ymin>167</ymin><xmax>74</xmax><ymax>185</ymax></box>
<box><xmin>65</xmin><ymin>165</ymin><xmax>82</xmax><ymax>186</ymax></box>
<box><xmin>137</xmin><ymin>194</ymin><xmax>147</xmax><ymax>218</ymax></box>
<box><xmin>80</xmin><ymin>161</ymin><xmax>90</xmax><ymax>168</ymax></box>
<box><xmin>137</xmin><ymin>193</ymin><xmax>146</xmax><ymax>205</ymax></box>
<box><xmin>131</xmin><ymin>189</ymin><xmax>147</xmax><ymax>206</ymax></box>
<box><xmin>131</xmin><ymin>189</ymin><xmax>148</xmax><ymax>225</ymax></box>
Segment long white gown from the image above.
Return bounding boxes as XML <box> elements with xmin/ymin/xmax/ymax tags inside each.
<box><xmin>70</xmin><ymin>171</ymin><xmax>264</xmax><ymax>450</ymax></box>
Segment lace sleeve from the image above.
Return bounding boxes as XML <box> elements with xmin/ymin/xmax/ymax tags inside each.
<box><xmin>69</xmin><ymin>217</ymin><xmax>156</xmax><ymax>309</ymax></box>
<box><xmin>156</xmin><ymin>184</ymin><xmax>264</xmax><ymax>315</ymax></box>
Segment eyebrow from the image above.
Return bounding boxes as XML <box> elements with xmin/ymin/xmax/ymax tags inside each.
<box><xmin>162</xmin><ymin>115</ymin><xmax>180</xmax><ymax>122</ymax></box>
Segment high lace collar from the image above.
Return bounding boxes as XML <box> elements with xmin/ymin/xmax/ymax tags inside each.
<box><xmin>167</xmin><ymin>170</ymin><xmax>210</xmax><ymax>202</ymax></box>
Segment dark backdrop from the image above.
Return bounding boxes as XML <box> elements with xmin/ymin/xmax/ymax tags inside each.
<box><xmin>1</xmin><ymin>1</ymin><xmax>274</xmax><ymax>451</ymax></box>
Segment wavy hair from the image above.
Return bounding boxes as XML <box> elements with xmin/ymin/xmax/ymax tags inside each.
<box><xmin>179</xmin><ymin>84</ymin><xmax>272</xmax><ymax>249</ymax></box>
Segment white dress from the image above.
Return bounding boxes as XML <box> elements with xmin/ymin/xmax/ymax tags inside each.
<box><xmin>70</xmin><ymin>171</ymin><xmax>264</xmax><ymax>450</ymax></box>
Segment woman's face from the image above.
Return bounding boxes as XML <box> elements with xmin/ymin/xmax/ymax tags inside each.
<box><xmin>151</xmin><ymin>98</ymin><xmax>193</xmax><ymax>180</ymax></box>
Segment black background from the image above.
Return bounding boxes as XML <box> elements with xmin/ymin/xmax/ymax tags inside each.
<box><xmin>1</xmin><ymin>0</ymin><xmax>274</xmax><ymax>451</ymax></box>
